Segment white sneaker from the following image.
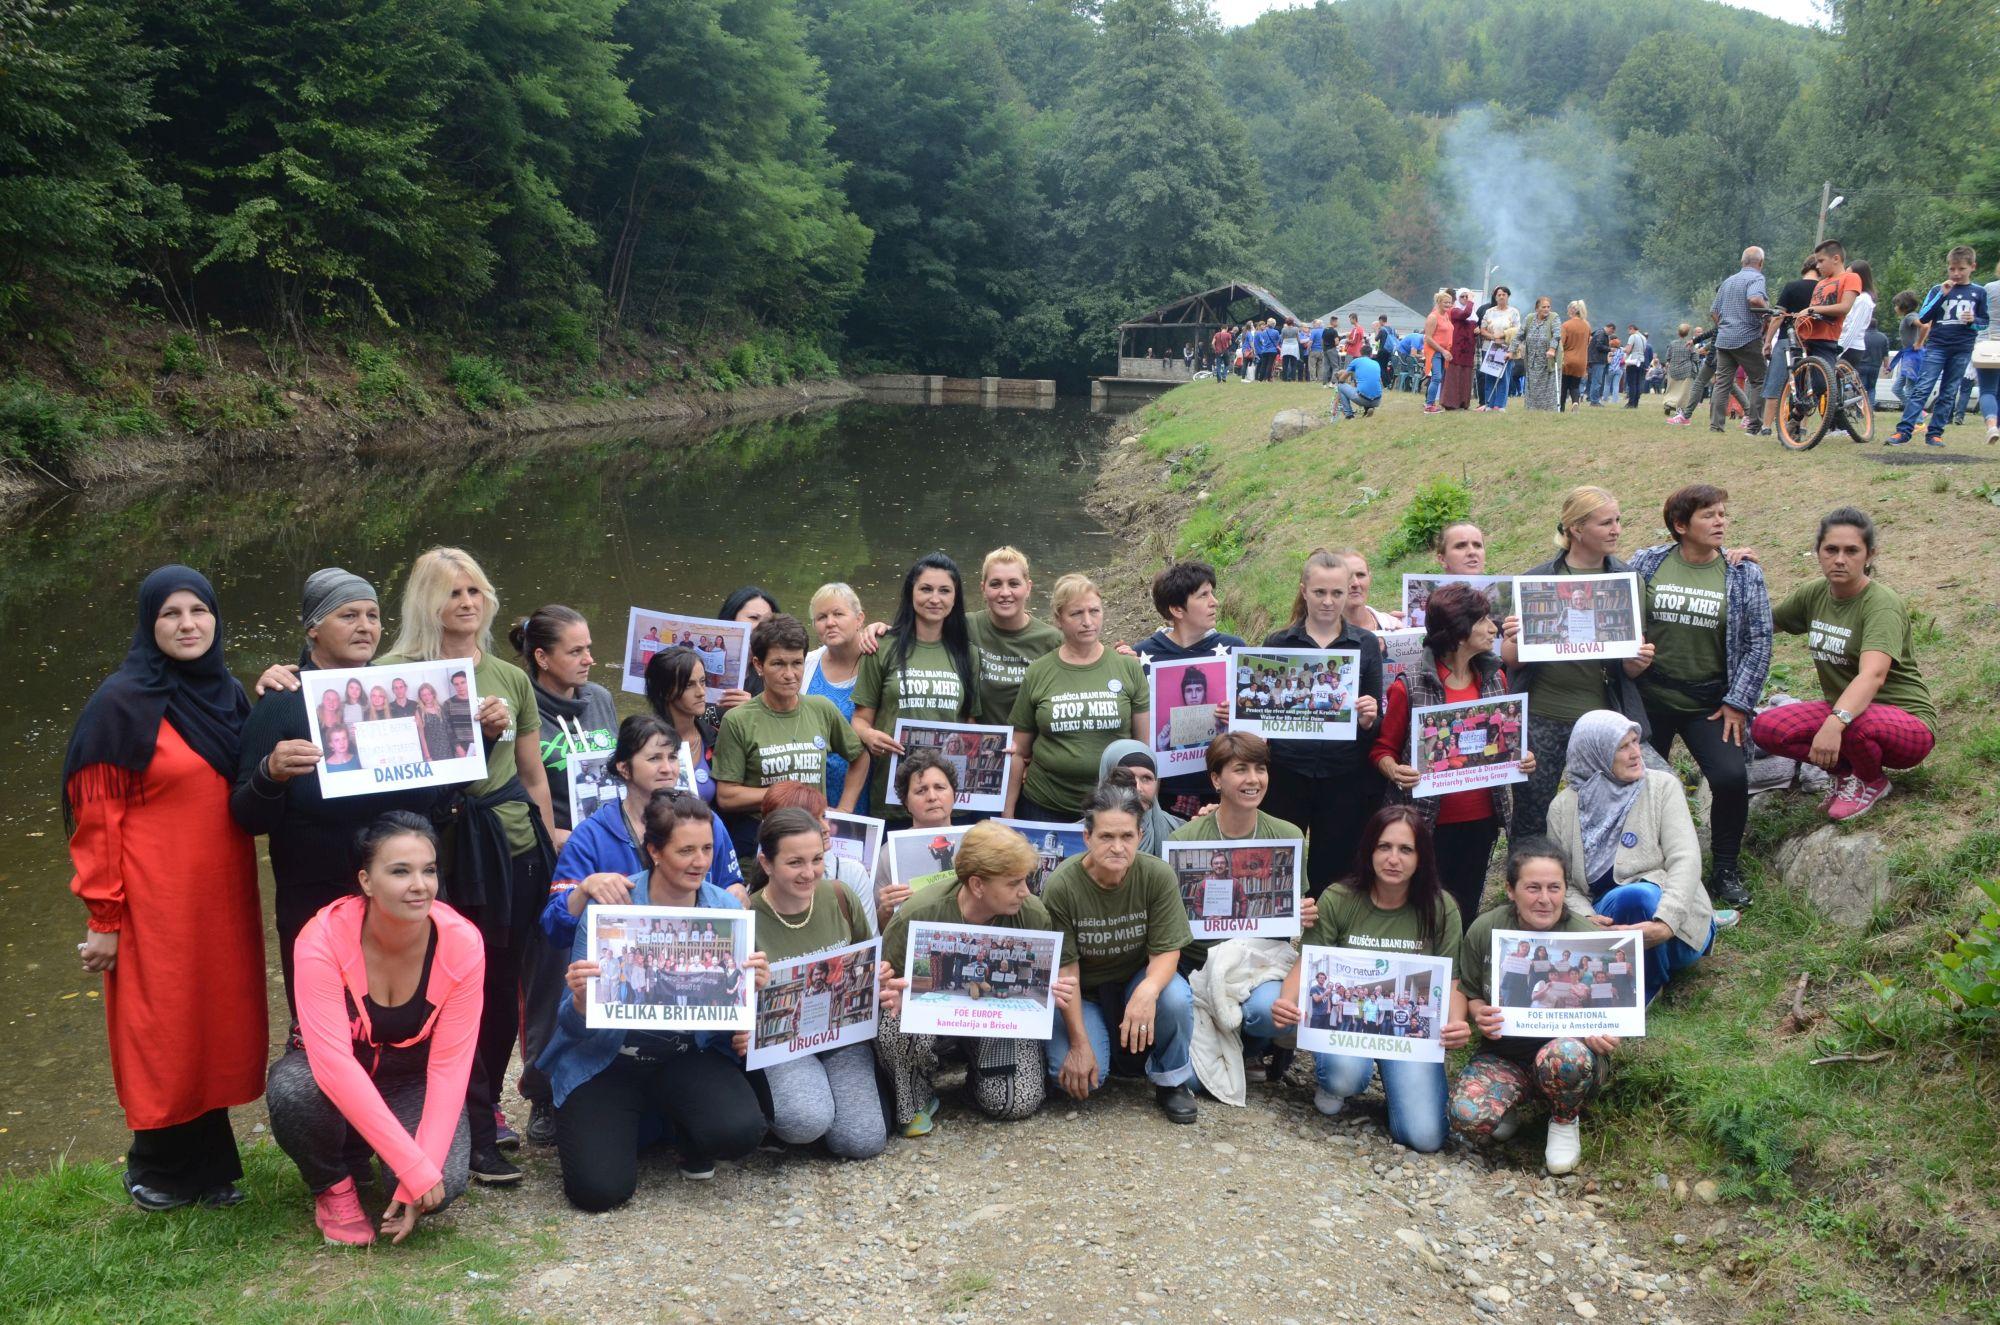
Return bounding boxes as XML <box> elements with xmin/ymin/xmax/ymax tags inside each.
<box><xmin>1490</xmin><ymin>1105</ymin><xmax>1523</xmax><ymax>1142</ymax></box>
<box><xmin>1544</xmin><ymin>1119</ymin><xmax>1582</xmax><ymax>1174</ymax></box>
<box><xmin>1312</xmin><ymin>1088</ymin><xmax>1345</xmax><ymax>1117</ymax></box>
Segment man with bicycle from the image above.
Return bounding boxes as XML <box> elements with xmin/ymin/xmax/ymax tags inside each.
<box><xmin>1706</xmin><ymin>247</ymin><xmax>1769</xmax><ymax>435</ymax></box>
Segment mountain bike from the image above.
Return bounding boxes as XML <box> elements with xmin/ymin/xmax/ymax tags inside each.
<box><xmin>1769</xmin><ymin>311</ymin><xmax>1873</xmax><ymax>450</ymax></box>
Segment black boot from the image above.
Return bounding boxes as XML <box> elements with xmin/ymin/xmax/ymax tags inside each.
<box><xmin>1710</xmin><ymin>860</ymin><xmax>1751</xmax><ymax>909</ymax></box>
<box><xmin>1155</xmin><ymin>1083</ymin><xmax>1197</xmax><ymax>1124</ymax></box>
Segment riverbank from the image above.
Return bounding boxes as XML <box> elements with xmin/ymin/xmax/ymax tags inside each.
<box><xmin>0</xmin><ymin>313</ymin><xmax>860</xmax><ymax>508</ymax></box>
<box><xmin>1087</xmin><ymin>382</ymin><xmax>2000</xmax><ymax>1323</ymax></box>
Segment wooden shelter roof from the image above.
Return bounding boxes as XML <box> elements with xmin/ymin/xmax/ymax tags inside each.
<box><xmin>1118</xmin><ymin>281</ymin><xmax>1301</xmax><ymax>329</ymax></box>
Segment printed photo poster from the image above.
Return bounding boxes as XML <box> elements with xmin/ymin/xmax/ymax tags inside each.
<box><xmin>1400</xmin><ymin>574</ymin><xmax>1514</xmax><ymax>629</ymax></box>
<box><xmin>1228</xmin><ymin>648</ymin><xmax>1360</xmax><ymax>741</ymax></box>
<box><xmin>885</xmin><ymin>825</ymin><xmax>972</xmax><ymax>889</ymax></box>
<box><xmin>1296</xmin><ymin>946</ymin><xmax>1452</xmax><ymax>1065</ymax></box>
<box><xmin>992</xmin><ymin>818</ymin><xmax>1086</xmax><ymax>896</ymax></box>
<box><xmin>303</xmin><ymin>659</ymin><xmax>488</xmax><ymax>801</ymax></box>
<box><xmin>583</xmin><ymin>905</ymin><xmax>756</xmax><ymax>1032</ymax></box>
<box><xmin>1377</xmin><ymin>627</ymin><xmax>1426</xmax><ymax>694</ymax></box>
<box><xmin>1514</xmin><ymin>573</ymin><xmax>1643</xmax><ymax>663</ymax></box>
<box><xmin>1490</xmin><ymin>929</ymin><xmax>1645</xmax><ymax>1039</ymax></box>
<box><xmin>746</xmin><ymin>938</ymin><xmax>882</xmax><ymax>1071</ymax></box>
<box><xmin>1410</xmin><ymin>694</ymin><xmax>1529</xmax><ymax>799</ymax></box>
<box><xmin>1163</xmin><ymin>838</ymin><xmax>1304</xmax><ymax>938</ymax></box>
<box><xmin>565</xmin><ymin>746</ymin><xmax>624</xmax><ymax>828</ymax></box>
<box><xmin>826</xmin><ymin>812</ymin><xmax>885</xmax><ymax>886</ymax></box>
<box><xmin>885</xmin><ymin>720</ymin><xmax>1012</xmax><ymax>813</ymax></box>
<box><xmin>1147</xmin><ymin>655</ymin><xmax>1229</xmax><ymax>778</ymax></box>
<box><xmin>621</xmin><ymin>607</ymin><xmax>749</xmax><ymax>702</ymax></box>
<box><xmin>900</xmin><ymin>921</ymin><xmax>1061</xmax><ymax>1041</ymax></box>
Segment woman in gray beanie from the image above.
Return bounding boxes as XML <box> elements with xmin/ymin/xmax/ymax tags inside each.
<box><xmin>230</xmin><ymin>568</ymin><xmax>468</xmax><ymax>1012</ymax></box>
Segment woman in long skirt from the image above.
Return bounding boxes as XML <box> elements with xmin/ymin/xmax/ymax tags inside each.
<box><xmin>1522</xmin><ymin>297</ymin><xmax>1564</xmax><ymax>411</ymax></box>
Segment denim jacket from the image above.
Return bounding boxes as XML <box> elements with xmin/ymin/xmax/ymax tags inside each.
<box><xmin>1627</xmin><ymin>543</ymin><xmax>1773</xmax><ymax>717</ymax></box>
<box><xmin>537</xmin><ymin>873</ymin><xmax>743</xmax><ymax>1107</ymax></box>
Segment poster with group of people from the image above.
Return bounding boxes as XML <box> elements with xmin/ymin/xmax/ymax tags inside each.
<box><xmin>746</xmin><ymin>938</ymin><xmax>882</xmax><ymax>1070</ymax></box>
<box><xmin>1227</xmin><ymin>648</ymin><xmax>1360</xmax><ymax>741</ymax></box>
<box><xmin>302</xmin><ymin>659</ymin><xmax>488</xmax><ymax>800</ymax></box>
<box><xmin>584</xmin><ymin>906</ymin><xmax>756</xmax><ymax>1031</ymax></box>
<box><xmin>1491</xmin><ymin>931</ymin><xmax>1646</xmax><ymax>1038</ymax></box>
<box><xmin>1162</xmin><ymin>840</ymin><xmax>1304</xmax><ymax>938</ymax></box>
<box><xmin>886</xmin><ymin>720</ymin><xmax>1012</xmax><ymax>813</ymax></box>
<box><xmin>1410</xmin><ymin>694</ymin><xmax>1530</xmax><ymax>799</ymax></box>
<box><xmin>1400</xmin><ymin>574</ymin><xmax>1514</xmax><ymax>629</ymax></box>
<box><xmin>565</xmin><ymin>740</ymin><xmax>623</xmax><ymax>827</ymax></box>
<box><xmin>900</xmin><ymin>922</ymin><xmax>1061</xmax><ymax>1040</ymax></box>
<box><xmin>1296</xmin><ymin>946</ymin><xmax>1451</xmax><ymax>1065</ymax></box>
<box><xmin>622</xmin><ymin>607</ymin><xmax>749</xmax><ymax>703</ymax></box>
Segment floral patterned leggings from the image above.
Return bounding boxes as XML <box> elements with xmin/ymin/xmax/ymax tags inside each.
<box><xmin>1448</xmin><ymin>1039</ymin><xmax>1610</xmax><ymax>1134</ymax></box>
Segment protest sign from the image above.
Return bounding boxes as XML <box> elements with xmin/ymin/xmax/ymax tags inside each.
<box><xmin>1163</xmin><ymin>838</ymin><xmax>1304</xmax><ymax>938</ymax></box>
<box><xmin>1514</xmin><ymin>573</ymin><xmax>1643</xmax><ymax>662</ymax></box>
<box><xmin>1410</xmin><ymin>694</ymin><xmax>1529</xmax><ymax>799</ymax></box>
<box><xmin>1490</xmin><ymin>929</ymin><xmax>1646</xmax><ymax>1038</ymax></box>
<box><xmin>1296</xmin><ymin>945</ymin><xmax>1452</xmax><ymax>1065</ymax></box>
<box><xmin>302</xmin><ymin>659</ymin><xmax>488</xmax><ymax>800</ymax></box>
<box><xmin>1147</xmin><ymin>655</ymin><xmax>1229</xmax><ymax>778</ymax></box>
<box><xmin>993</xmin><ymin>818</ymin><xmax>1086</xmax><ymax>896</ymax></box>
<box><xmin>746</xmin><ymin>938</ymin><xmax>881</xmax><ymax>1070</ymax></box>
<box><xmin>1377</xmin><ymin>627</ymin><xmax>1426</xmax><ymax>694</ymax></box>
<box><xmin>900</xmin><ymin>922</ymin><xmax>1061</xmax><ymax>1040</ymax></box>
<box><xmin>1228</xmin><ymin>648</ymin><xmax>1360</xmax><ymax>741</ymax></box>
<box><xmin>621</xmin><ymin>608</ymin><xmax>749</xmax><ymax>702</ymax></box>
<box><xmin>885</xmin><ymin>825</ymin><xmax>972</xmax><ymax>888</ymax></box>
<box><xmin>1401</xmin><ymin>574</ymin><xmax>1514</xmax><ymax>628</ymax></box>
<box><xmin>885</xmin><ymin>720</ymin><xmax>1012</xmax><ymax>813</ymax></box>
<box><xmin>827</xmin><ymin>811</ymin><xmax>886</xmax><ymax>931</ymax></box>
<box><xmin>584</xmin><ymin>906</ymin><xmax>755</xmax><ymax>1032</ymax></box>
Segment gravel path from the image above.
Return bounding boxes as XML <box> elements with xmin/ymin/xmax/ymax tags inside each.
<box><xmin>474</xmin><ymin>1064</ymin><xmax>1725</xmax><ymax>1325</ymax></box>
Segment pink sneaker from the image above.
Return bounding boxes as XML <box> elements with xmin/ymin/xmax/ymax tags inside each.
<box><xmin>1667</xmin><ymin>415</ymin><xmax>1689</xmax><ymax>426</ymax></box>
<box><xmin>1827</xmin><ymin>774</ymin><xmax>1891</xmax><ymax>822</ymax></box>
<box><xmin>314</xmin><ymin>1177</ymin><xmax>376</xmax><ymax>1246</ymax></box>
<box><xmin>1423</xmin><ymin>403</ymin><xmax>1441</xmax><ymax>413</ymax></box>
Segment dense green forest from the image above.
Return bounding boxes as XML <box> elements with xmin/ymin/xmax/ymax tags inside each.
<box><xmin>2</xmin><ymin>0</ymin><xmax>1995</xmax><ymax>398</ymax></box>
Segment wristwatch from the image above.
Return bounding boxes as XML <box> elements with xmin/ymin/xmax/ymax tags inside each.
<box><xmin>1831</xmin><ymin>708</ymin><xmax>1855</xmax><ymax>726</ymax></box>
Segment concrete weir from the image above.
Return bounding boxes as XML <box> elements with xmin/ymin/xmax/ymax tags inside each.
<box><xmin>853</xmin><ymin>374</ymin><xmax>1058</xmax><ymax>408</ymax></box>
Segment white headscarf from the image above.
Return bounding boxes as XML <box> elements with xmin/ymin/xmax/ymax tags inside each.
<box><xmin>1565</xmin><ymin>710</ymin><xmax>1646</xmax><ymax>884</ymax></box>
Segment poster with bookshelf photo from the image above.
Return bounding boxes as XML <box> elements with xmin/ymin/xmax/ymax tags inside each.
<box><xmin>746</xmin><ymin>938</ymin><xmax>882</xmax><ymax>1071</ymax></box>
<box><xmin>1513</xmin><ymin>573</ymin><xmax>1642</xmax><ymax>662</ymax></box>
<box><xmin>885</xmin><ymin>720</ymin><xmax>1013</xmax><ymax>813</ymax></box>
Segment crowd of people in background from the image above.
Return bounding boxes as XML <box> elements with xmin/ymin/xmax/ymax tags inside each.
<box><xmin>64</xmin><ymin>463</ymin><xmax>1944</xmax><ymax>1240</ymax></box>
<box><xmin>1175</xmin><ymin>239</ymin><xmax>1999</xmax><ymax>445</ymax></box>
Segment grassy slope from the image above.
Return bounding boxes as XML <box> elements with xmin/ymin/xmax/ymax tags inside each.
<box><xmin>1120</xmin><ymin>381</ymin><xmax>2000</xmax><ymax>1323</ymax></box>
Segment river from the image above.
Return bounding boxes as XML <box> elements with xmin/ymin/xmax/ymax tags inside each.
<box><xmin>0</xmin><ymin>398</ymin><xmax>1116</xmax><ymax>1173</ymax></box>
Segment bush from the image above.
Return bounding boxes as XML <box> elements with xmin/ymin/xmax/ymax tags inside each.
<box><xmin>160</xmin><ymin>332</ymin><xmax>206</xmax><ymax>378</ymax></box>
<box><xmin>349</xmin><ymin>344</ymin><xmax>433</xmax><ymax>415</ymax></box>
<box><xmin>1178</xmin><ymin>504</ymin><xmax>1249</xmax><ymax>568</ymax></box>
<box><xmin>443</xmin><ymin>354</ymin><xmax>529</xmax><ymax>412</ymax></box>
<box><xmin>0</xmin><ymin>379</ymin><xmax>90</xmax><ymax>463</ymax></box>
<box><xmin>1930</xmin><ymin>878</ymin><xmax>2000</xmax><ymax>1028</ymax></box>
<box><xmin>1379</xmin><ymin>476</ymin><xmax>1472</xmax><ymax>564</ymax></box>
<box><xmin>546</xmin><ymin>309</ymin><xmax>599</xmax><ymax>365</ymax></box>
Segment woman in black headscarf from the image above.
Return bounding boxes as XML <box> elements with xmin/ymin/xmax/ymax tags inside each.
<box><xmin>63</xmin><ymin>566</ymin><xmax>265</xmax><ymax>1212</ymax></box>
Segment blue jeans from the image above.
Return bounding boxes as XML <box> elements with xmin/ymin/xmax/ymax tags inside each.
<box><xmin>1426</xmin><ymin>357</ymin><xmax>1443</xmax><ymax>405</ymax></box>
<box><xmin>1591</xmin><ymin>881</ymin><xmax>1713</xmax><ymax>1001</ymax></box>
<box><xmin>1315</xmin><ymin>1052</ymin><xmax>1449</xmax><ymax>1151</ymax></box>
<box><xmin>1979</xmin><ymin>365</ymin><xmax>1999</xmax><ymax>422</ymax></box>
<box><xmin>1048</xmin><ymin>969</ymin><xmax>1194</xmax><ymax>1089</ymax></box>
<box><xmin>1481</xmin><ymin>370</ymin><xmax>1509</xmax><ymax>408</ymax></box>
<box><xmin>1895</xmin><ymin>342</ymin><xmax>1972</xmax><ymax>440</ymax></box>
<box><xmin>1333</xmin><ymin>383</ymin><xmax>1377</xmax><ymax>418</ymax></box>
<box><xmin>1239</xmin><ymin>979</ymin><xmax>1283</xmax><ymax>1053</ymax></box>
<box><xmin>1586</xmin><ymin>362</ymin><xmax>1607</xmax><ymax>402</ymax></box>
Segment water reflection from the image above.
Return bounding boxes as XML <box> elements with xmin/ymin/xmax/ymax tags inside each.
<box><xmin>0</xmin><ymin>399</ymin><xmax>1111</xmax><ymax>1171</ymax></box>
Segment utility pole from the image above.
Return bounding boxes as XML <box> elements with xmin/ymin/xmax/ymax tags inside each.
<box><xmin>1814</xmin><ymin>180</ymin><xmax>1832</xmax><ymax>247</ymax></box>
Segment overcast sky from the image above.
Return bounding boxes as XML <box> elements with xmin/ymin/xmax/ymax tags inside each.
<box><xmin>1211</xmin><ymin>0</ymin><xmax>1823</xmax><ymax>31</ymax></box>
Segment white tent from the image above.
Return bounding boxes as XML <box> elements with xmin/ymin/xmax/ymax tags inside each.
<box><xmin>1318</xmin><ymin>288</ymin><xmax>1426</xmax><ymax>333</ymax></box>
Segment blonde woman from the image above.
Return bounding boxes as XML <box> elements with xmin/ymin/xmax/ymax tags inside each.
<box><xmin>803</xmin><ymin>582</ymin><xmax>869</xmax><ymax>810</ymax></box>
<box><xmin>1422</xmin><ymin>290</ymin><xmax>1452</xmax><ymax>412</ymax></box>
<box><xmin>379</xmin><ymin>546</ymin><xmax>554</xmax><ymax>1185</ymax></box>
<box><xmin>1005</xmin><ymin>574</ymin><xmax>1149</xmax><ymax>821</ymax></box>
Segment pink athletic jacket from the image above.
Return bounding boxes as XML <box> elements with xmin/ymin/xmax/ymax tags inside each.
<box><xmin>293</xmin><ymin>894</ymin><xmax>484</xmax><ymax>1202</ymax></box>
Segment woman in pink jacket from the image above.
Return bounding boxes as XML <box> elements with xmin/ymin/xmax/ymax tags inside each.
<box><xmin>267</xmin><ymin>812</ymin><xmax>484</xmax><ymax>1246</ymax></box>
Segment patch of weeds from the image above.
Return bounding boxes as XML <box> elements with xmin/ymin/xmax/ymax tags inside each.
<box><xmin>1165</xmin><ymin>441</ymin><xmax>1213</xmax><ymax>491</ymax></box>
<box><xmin>444</xmin><ymin>354</ymin><xmax>530</xmax><ymax>412</ymax></box>
<box><xmin>0</xmin><ymin>378</ymin><xmax>91</xmax><ymax>462</ymax></box>
<box><xmin>1378</xmin><ymin>475</ymin><xmax>1471</xmax><ymax>563</ymax></box>
<box><xmin>1964</xmin><ymin>725</ymin><xmax>2000</xmax><ymax>767</ymax></box>
<box><xmin>349</xmin><ymin>344</ymin><xmax>434</xmax><ymax>415</ymax></box>
<box><xmin>1178</xmin><ymin>504</ymin><xmax>1249</xmax><ymax>568</ymax></box>
<box><xmin>159</xmin><ymin>332</ymin><xmax>206</xmax><ymax>378</ymax></box>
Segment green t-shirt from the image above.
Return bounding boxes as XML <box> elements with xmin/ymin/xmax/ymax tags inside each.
<box><xmin>855</xmin><ymin>637</ymin><xmax>971</xmax><ymax>813</ymax></box>
<box><xmin>880</xmin><ymin>874</ymin><xmax>1075</xmax><ymax>976</ymax></box>
<box><xmin>714</xmin><ymin>694</ymin><xmax>863</xmax><ymax>796</ymax></box>
<box><xmin>749</xmin><ymin>880</ymin><xmax>872</xmax><ymax>964</ymax></box>
<box><xmin>1166</xmin><ymin>809</ymin><xmax>1302</xmax><ymax>843</ymax></box>
<box><xmin>1457</xmin><ymin>902</ymin><xmax>1601</xmax><ymax>1061</ymax></box>
<box><xmin>1303</xmin><ymin>884</ymin><xmax>1463</xmax><ymax>959</ymax></box>
<box><xmin>1008</xmin><ymin>649</ymin><xmax>1148</xmax><ymax>818</ymax></box>
<box><xmin>1640</xmin><ymin>549</ymin><xmax>1728</xmax><ymax>715</ymax></box>
<box><xmin>1525</xmin><ymin>565</ymin><xmax>1612</xmax><ymax>725</ymax></box>
<box><xmin>377</xmin><ymin>648</ymin><xmax>540</xmax><ymax>855</ymax></box>
<box><xmin>1772</xmin><ymin>579</ymin><xmax>1936</xmax><ymax>734</ymax></box>
<box><xmin>966</xmin><ymin>611</ymin><xmax>1062</xmax><ymax>725</ymax></box>
<box><xmin>1041</xmin><ymin>852</ymin><xmax>1191</xmax><ymax>990</ymax></box>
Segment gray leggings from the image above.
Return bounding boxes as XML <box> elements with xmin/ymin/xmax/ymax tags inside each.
<box><xmin>267</xmin><ymin>1046</ymin><xmax>470</xmax><ymax>1202</ymax></box>
<box><xmin>761</xmin><ymin>1042</ymin><xmax>887</xmax><ymax>1159</ymax></box>
<box><xmin>875</xmin><ymin>1018</ymin><xmax>1046</xmax><ymax>1125</ymax></box>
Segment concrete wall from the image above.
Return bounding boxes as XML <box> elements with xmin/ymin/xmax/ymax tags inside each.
<box><xmin>853</xmin><ymin>374</ymin><xmax>1058</xmax><ymax>407</ymax></box>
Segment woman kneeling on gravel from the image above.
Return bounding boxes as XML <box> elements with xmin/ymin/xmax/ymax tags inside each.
<box><xmin>1042</xmin><ymin>784</ymin><xmax>1199</xmax><ymax>1123</ymax></box>
<box><xmin>540</xmin><ymin>792</ymin><xmax>769</xmax><ymax>1212</ymax></box>
<box><xmin>876</xmin><ymin>821</ymin><xmax>1079</xmax><ymax>1136</ymax></box>
<box><xmin>1449</xmin><ymin>840</ymin><xmax>1617</xmax><ymax>1175</ymax></box>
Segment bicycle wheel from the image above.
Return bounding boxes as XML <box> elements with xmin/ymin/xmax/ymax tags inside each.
<box><xmin>1777</xmin><ymin>357</ymin><xmax>1833</xmax><ymax>451</ymax></box>
<box><xmin>1835</xmin><ymin>361</ymin><xmax>1874</xmax><ymax>442</ymax></box>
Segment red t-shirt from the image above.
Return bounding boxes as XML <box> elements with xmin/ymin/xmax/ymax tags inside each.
<box><xmin>1371</xmin><ymin>670</ymin><xmax>1500</xmax><ymax>826</ymax></box>
<box><xmin>1211</xmin><ymin>329</ymin><xmax>1232</xmax><ymax>355</ymax></box>
<box><xmin>1800</xmin><ymin>269</ymin><xmax>1860</xmax><ymax>342</ymax></box>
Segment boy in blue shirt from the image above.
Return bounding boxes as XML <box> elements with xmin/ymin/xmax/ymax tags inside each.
<box><xmin>1890</xmin><ymin>245</ymin><xmax>1989</xmax><ymax>448</ymax></box>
